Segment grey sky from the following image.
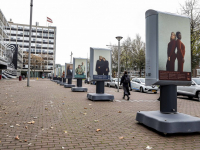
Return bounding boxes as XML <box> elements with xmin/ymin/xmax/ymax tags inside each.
<box><xmin>1</xmin><ymin>0</ymin><xmax>185</xmax><ymax>65</ymax></box>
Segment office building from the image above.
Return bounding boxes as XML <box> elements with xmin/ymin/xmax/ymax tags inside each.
<box><xmin>0</xmin><ymin>9</ymin><xmax>9</xmax><ymax>75</ymax></box>
<box><xmin>5</xmin><ymin>20</ymin><xmax>57</xmax><ymax>77</ymax></box>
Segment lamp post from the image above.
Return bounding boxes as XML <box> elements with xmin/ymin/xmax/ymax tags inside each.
<box><xmin>115</xmin><ymin>36</ymin><xmax>123</xmax><ymax>92</ymax></box>
<box><xmin>27</xmin><ymin>0</ymin><xmax>33</xmax><ymax>87</ymax></box>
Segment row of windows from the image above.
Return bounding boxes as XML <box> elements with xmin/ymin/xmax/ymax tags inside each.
<box><xmin>16</xmin><ymin>42</ymin><xmax>54</xmax><ymax>47</ymax></box>
<box><xmin>10</xmin><ymin>37</ymin><xmax>54</xmax><ymax>43</ymax></box>
<box><xmin>9</xmin><ymin>30</ymin><xmax>54</xmax><ymax>37</ymax></box>
<box><xmin>10</xmin><ymin>25</ymin><xmax>55</xmax><ymax>32</ymax></box>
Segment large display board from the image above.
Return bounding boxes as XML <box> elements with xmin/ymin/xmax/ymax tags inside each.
<box><xmin>90</xmin><ymin>47</ymin><xmax>111</xmax><ymax>81</ymax></box>
<box><xmin>145</xmin><ymin>10</ymin><xmax>191</xmax><ymax>86</ymax></box>
<box><xmin>73</xmin><ymin>58</ymin><xmax>87</xmax><ymax>79</ymax></box>
<box><xmin>65</xmin><ymin>63</ymin><xmax>73</xmax><ymax>78</ymax></box>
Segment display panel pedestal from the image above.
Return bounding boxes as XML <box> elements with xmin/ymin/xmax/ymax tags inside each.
<box><xmin>71</xmin><ymin>79</ymin><xmax>87</xmax><ymax>92</ymax></box>
<box><xmin>64</xmin><ymin>78</ymin><xmax>75</xmax><ymax>88</ymax></box>
<box><xmin>87</xmin><ymin>81</ymin><xmax>114</xmax><ymax>101</ymax></box>
<box><xmin>136</xmin><ymin>85</ymin><xmax>200</xmax><ymax>134</ymax></box>
<box><xmin>60</xmin><ymin>78</ymin><xmax>66</xmax><ymax>86</ymax></box>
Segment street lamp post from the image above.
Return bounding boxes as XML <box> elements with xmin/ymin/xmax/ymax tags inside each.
<box><xmin>115</xmin><ymin>36</ymin><xmax>123</xmax><ymax>92</ymax></box>
<box><xmin>27</xmin><ymin>0</ymin><xmax>33</xmax><ymax>87</ymax></box>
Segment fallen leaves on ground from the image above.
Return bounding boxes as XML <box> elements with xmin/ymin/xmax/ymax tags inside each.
<box><xmin>96</xmin><ymin>129</ymin><xmax>101</xmax><ymax>132</ymax></box>
<box><xmin>83</xmin><ymin>113</ymin><xmax>87</xmax><ymax>115</ymax></box>
<box><xmin>27</xmin><ymin>121</ymin><xmax>35</xmax><ymax>124</ymax></box>
<box><xmin>118</xmin><ymin>111</ymin><xmax>122</xmax><ymax>113</ymax></box>
<box><xmin>50</xmin><ymin>127</ymin><xmax>53</xmax><ymax>129</ymax></box>
<box><xmin>119</xmin><ymin>136</ymin><xmax>124</xmax><ymax>139</ymax></box>
<box><xmin>84</xmin><ymin>108</ymin><xmax>87</xmax><ymax>109</ymax></box>
<box><xmin>16</xmin><ymin>124</ymin><xmax>20</xmax><ymax>126</ymax></box>
<box><xmin>24</xmin><ymin>140</ymin><xmax>27</xmax><ymax>142</ymax></box>
<box><xmin>45</xmin><ymin>108</ymin><xmax>48</xmax><ymax>110</ymax></box>
<box><xmin>15</xmin><ymin>135</ymin><xmax>19</xmax><ymax>140</ymax></box>
<box><xmin>146</xmin><ymin>145</ymin><xmax>152</xmax><ymax>149</ymax></box>
<box><xmin>63</xmin><ymin>130</ymin><xmax>67</xmax><ymax>133</ymax></box>
<box><xmin>94</xmin><ymin>120</ymin><xmax>99</xmax><ymax>123</ymax></box>
<box><xmin>89</xmin><ymin>104</ymin><xmax>92</xmax><ymax>105</ymax></box>
<box><xmin>25</xmin><ymin>126</ymin><xmax>28</xmax><ymax>129</ymax></box>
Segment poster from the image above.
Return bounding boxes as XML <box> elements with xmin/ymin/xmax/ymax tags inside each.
<box><xmin>73</xmin><ymin>58</ymin><xmax>87</xmax><ymax>79</ymax></box>
<box><xmin>6</xmin><ymin>44</ymin><xmax>18</xmax><ymax>69</ymax></box>
<box><xmin>90</xmin><ymin>48</ymin><xmax>111</xmax><ymax>80</ymax></box>
<box><xmin>65</xmin><ymin>63</ymin><xmax>73</xmax><ymax>78</ymax></box>
<box><xmin>158</xmin><ymin>13</ymin><xmax>191</xmax><ymax>81</ymax></box>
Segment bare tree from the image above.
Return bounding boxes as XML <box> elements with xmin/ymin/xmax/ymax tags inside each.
<box><xmin>23</xmin><ymin>52</ymin><xmax>44</xmax><ymax>77</ymax></box>
<box><xmin>130</xmin><ymin>34</ymin><xmax>145</xmax><ymax>77</ymax></box>
<box><xmin>180</xmin><ymin>0</ymin><xmax>200</xmax><ymax>70</ymax></box>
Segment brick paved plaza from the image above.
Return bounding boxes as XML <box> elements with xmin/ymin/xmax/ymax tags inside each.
<box><xmin>0</xmin><ymin>79</ymin><xmax>200</xmax><ymax>150</ymax></box>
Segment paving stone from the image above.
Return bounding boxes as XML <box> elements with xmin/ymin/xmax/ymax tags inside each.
<box><xmin>0</xmin><ymin>79</ymin><xmax>200</xmax><ymax>149</ymax></box>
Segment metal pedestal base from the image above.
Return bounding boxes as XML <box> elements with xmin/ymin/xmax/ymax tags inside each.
<box><xmin>60</xmin><ymin>82</ymin><xmax>64</xmax><ymax>86</ymax></box>
<box><xmin>136</xmin><ymin>111</ymin><xmax>200</xmax><ymax>134</ymax></box>
<box><xmin>64</xmin><ymin>84</ymin><xmax>75</xmax><ymax>88</ymax></box>
<box><xmin>87</xmin><ymin>93</ymin><xmax>114</xmax><ymax>101</ymax></box>
<box><xmin>71</xmin><ymin>87</ymin><xmax>87</xmax><ymax>92</ymax></box>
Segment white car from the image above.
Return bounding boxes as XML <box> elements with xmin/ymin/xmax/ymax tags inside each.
<box><xmin>177</xmin><ymin>78</ymin><xmax>200</xmax><ymax>101</ymax></box>
<box><xmin>107</xmin><ymin>78</ymin><xmax>122</xmax><ymax>89</ymax></box>
<box><xmin>131</xmin><ymin>78</ymin><xmax>158</xmax><ymax>93</ymax></box>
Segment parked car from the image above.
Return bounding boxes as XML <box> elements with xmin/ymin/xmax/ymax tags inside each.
<box><xmin>107</xmin><ymin>78</ymin><xmax>122</xmax><ymax>89</ymax></box>
<box><xmin>177</xmin><ymin>78</ymin><xmax>200</xmax><ymax>101</ymax></box>
<box><xmin>131</xmin><ymin>78</ymin><xmax>158</xmax><ymax>93</ymax></box>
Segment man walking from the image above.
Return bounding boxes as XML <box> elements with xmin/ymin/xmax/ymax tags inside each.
<box><xmin>120</xmin><ymin>71</ymin><xmax>131</xmax><ymax>100</ymax></box>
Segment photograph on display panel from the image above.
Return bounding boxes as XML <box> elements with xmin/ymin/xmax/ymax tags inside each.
<box><xmin>91</xmin><ymin>48</ymin><xmax>111</xmax><ymax>80</ymax></box>
<box><xmin>65</xmin><ymin>63</ymin><xmax>73</xmax><ymax>78</ymax></box>
<box><xmin>73</xmin><ymin>58</ymin><xmax>87</xmax><ymax>79</ymax></box>
<box><xmin>158</xmin><ymin>13</ymin><xmax>191</xmax><ymax>81</ymax></box>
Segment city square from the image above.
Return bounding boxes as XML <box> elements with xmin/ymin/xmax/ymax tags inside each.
<box><xmin>1</xmin><ymin>0</ymin><xmax>200</xmax><ymax>149</ymax></box>
<box><xmin>0</xmin><ymin>79</ymin><xmax>200</xmax><ymax>150</ymax></box>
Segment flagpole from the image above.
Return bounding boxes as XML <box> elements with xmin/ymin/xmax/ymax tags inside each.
<box><xmin>27</xmin><ymin>0</ymin><xmax>33</xmax><ymax>87</ymax></box>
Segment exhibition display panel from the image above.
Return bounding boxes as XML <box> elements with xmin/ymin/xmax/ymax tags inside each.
<box><xmin>136</xmin><ymin>9</ymin><xmax>200</xmax><ymax>134</ymax></box>
<box><xmin>87</xmin><ymin>47</ymin><xmax>114</xmax><ymax>101</ymax></box>
<box><xmin>71</xmin><ymin>58</ymin><xmax>88</xmax><ymax>92</ymax></box>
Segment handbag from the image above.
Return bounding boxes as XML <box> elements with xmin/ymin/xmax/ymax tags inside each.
<box><xmin>166</xmin><ymin>60</ymin><xmax>170</xmax><ymax>71</ymax></box>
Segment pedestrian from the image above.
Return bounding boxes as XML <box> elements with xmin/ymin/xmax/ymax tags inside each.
<box><xmin>120</xmin><ymin>71</ymin><xmax>131</xmax><ymax>100</ymax></box>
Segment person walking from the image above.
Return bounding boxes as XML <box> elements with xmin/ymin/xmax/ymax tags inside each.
<box><xmin>120</xmin><ymin>71</ymin><xmax>131</xmax><ymax>100</ymax></box>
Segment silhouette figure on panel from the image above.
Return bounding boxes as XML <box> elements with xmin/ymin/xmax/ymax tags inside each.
<box><xmin>95</xmin><ymin>56</ymin><xmax>109</xmax><ymax>75</ymax></box>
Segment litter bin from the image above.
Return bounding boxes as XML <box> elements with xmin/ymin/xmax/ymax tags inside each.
<box><xmin>19</xmin><ymin>76</ymin><xmax>22</xmax><ymax>81</ymax></box>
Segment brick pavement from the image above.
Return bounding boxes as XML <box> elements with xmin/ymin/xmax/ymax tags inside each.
<box><xmin>0</xmin><ymin>78</ymin><xmax>200</xmax><ymax>150</ymax></box>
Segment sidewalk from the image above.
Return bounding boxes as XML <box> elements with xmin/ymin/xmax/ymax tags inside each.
<box><xmin>0</xmin><ymin>79</ymin><xmax>200</xmax><ymax>150</ymax></box>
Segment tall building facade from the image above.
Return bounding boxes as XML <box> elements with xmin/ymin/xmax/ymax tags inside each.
<box><xmin>5</xmin><ymin>21</ymin><xmax>57</xmax><ymax>77</ymax></box>
<box><xmin>0</xmin><ymin>9</ymin><xmax>9</xmax><ymax>71</ymax></box>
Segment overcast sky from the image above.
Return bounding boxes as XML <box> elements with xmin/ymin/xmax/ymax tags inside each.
<box><xmin>1</xmin><ymin>0</ymin><xmax>185</xmax><ymax>65</ymax></box>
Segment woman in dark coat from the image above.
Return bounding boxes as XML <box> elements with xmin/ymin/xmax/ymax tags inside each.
<box><xmin>120</xmin><ymin>71</ymin><xmax>131</xmax><ymax>100</ymax></box>
<box><xmin>102</xmin><ymin>57</ymin><xmax>109</xmax><ymax>75</ymax></box>
<box><xmin>167</xmin><ymin>32</ymin><xmax>177</xmax><ymax>71</ymax></box>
